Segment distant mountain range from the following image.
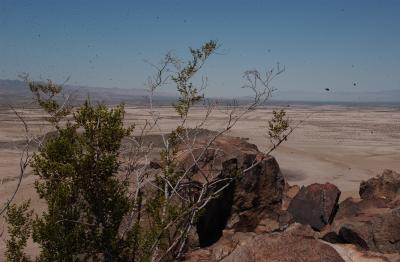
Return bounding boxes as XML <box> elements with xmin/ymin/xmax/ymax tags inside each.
<box><xmin>1</xmin><ymin>79</ymin><xmax>399</xmax><ymax>107</ymax></box>
<box><xmin>0</xmin><ymin>79</ymin><xmax>177</xmax><ymax>106</ymax></box>
<box><xmin>272</xmin><ymin>89</ymin><xmax>400</xmax><ymax>104</ymax></box>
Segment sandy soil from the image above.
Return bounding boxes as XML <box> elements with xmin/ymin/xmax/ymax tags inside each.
<box><xmin>0</xmin><ymin>104</ymin><xmax>399</xmax><ymax>256</ymax></box>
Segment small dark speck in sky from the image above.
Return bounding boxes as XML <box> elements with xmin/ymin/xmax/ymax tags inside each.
<box><xmin>183</xmin><ymin>19</ymin><xmax>187</xmax><ymax>23</ymax></box>
<box><xmin>353</xmin><ymin>82</ymin><xmax>357</xmax><ymax>86</ymax></box>
<box><xmin>325</xmin><ymin>88</ymin><xmax>330</xmax><ymax>91</ymax></box>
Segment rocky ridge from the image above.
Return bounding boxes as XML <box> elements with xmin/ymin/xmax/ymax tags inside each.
<box><xmin>170</xmin><ymin>131</ymin><xmax>400</xmax><ymax>262</ymax></box>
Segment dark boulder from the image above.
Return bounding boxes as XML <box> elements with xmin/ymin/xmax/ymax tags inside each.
<box><xmin>227</xmin><ymin>156</ymin><xmax>285</xmax><ymax>232</ymax></box>
<box><xmin>175</xmin><ymin>132</ymin><xmax>285</xmax><ymax>246</ymax></box>
<box><xmin>287</xmin><ymin>183</ymin><xmax>341</xmax><ymax>231</ymax></box>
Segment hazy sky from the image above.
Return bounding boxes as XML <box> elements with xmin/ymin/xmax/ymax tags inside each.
<box><xmin>1</xmin><ymin>0</ymin><xmax>400</xmax><ymax>98</ymax></box>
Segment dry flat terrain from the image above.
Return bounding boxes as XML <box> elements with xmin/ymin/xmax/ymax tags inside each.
<box><xmin>1</xmin><ymin>105</ymin><xmax>400</xmax><ymax>202</ymax></box>
<box><xmin>123</xmin><ymin>105</ymin><xmax>400</xmax><ymax>200</ymax></box>
<box><xmin>0</xmin><ymin>104</ymin><xmax>399</xmax><ymax>254</ymax></box>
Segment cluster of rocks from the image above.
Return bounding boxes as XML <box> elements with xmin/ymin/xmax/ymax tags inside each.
<box><xmin>321</xmin><ymin>169</ymin><xmax>400</xmax><ymax>254</ymax></box>
<box><xmin>175</xmin><ymin>132</ymin><xmax>400</xmax><ymax>262</ymax></box>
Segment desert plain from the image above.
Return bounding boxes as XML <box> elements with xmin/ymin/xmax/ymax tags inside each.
<box><xmin>0</xmin><ymin>104</ymin><xmax>399</xmax><ymax>255</ymax></box>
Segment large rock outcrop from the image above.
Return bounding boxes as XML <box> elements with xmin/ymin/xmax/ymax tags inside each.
<box><xmin>175</xmin><ymin>132</ymin><xmax>286</xmax><ymax>246</ymax></box>
<box><xmin>287</xmin><ymin>183</ymin><xmax>341</xmax><ymax>231</ymax></box>
<box><xmin>146</xmin><ymin>130</ymin><xmax>400</xmax><ymax>260</ymax></box>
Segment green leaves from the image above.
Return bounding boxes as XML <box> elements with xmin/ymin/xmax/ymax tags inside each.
<box><xmin>27</xmin><ymin>79</ymin><xmax>72</xmax><ymax>126</ymax></box>
<box><xmin>172</xmin><ymin>40</ymin><xmax>217</xmax><ymax>118</ymax></box>
<box><xmin>27</xmin><ymin>94</ymin><xmax>134</xmax><ymax>260</ymax></box>
<box><xmin>5</xmin><ymin>201</ymin><xmax>33</xmax><ymax>262</ymax></box>
<box><xmin>268</xmin><ymin>109</ymin><xmax>290</xmax><ymax>144</ymax></box>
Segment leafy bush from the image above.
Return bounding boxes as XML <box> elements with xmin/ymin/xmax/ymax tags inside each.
<box><xmin>5</xmin><ymin>201</ymin><xmax>32</xmax><ymax>262</ymax></box>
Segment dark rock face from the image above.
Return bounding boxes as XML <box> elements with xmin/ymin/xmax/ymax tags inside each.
<box><xmin>185</xmin><ymin>224</ymin><xmax>345</xmax><ymax>262</ymax></box>
<box><xmin>287</xmin><ymin>183</ymin><xmax>341</xmax><ymax>231</ymax></box>
<box><xmin>227</xmin><ymin>156</ymin><xmax>285</xmax><ymax>232</ymax></box>
<box><xmin>175</xmin><ymin>132</ymin><xmax>285</xmax><ymax>246</ymax></box>
<box><xmin>196</xmin><ymin>180</ymin><xmax>235</xmax><ymax>247</ymax></box>
<box><xmin>359</xmin><ymin>169</ymin><xmax>400</xmax><ymax>201</ymax></box>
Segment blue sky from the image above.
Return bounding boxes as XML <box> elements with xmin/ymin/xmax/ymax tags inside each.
<box><xmin>1</xmin><ymin>0</ymin><xmax>400</xmax><ymax>98</ymax></box>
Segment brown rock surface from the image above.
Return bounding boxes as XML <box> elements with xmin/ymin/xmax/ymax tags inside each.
<box><xmin>287</xmin><ymin>183</ymin><xmax>341</xmax><ymax>231</ymax></box>
<box><xmin>359</xmin><ymin>169</ymin><xmax>400</xmax><ymax>201</ymax></box>
<box><xmin>325</xmin><ymin>243</ymin><xmax>400</xmax><ymax>262</ymax></box>
<box><xmin>324</xmin><ymin>202</ymin><xmax>400</xmax><ymax>254</ymax></box>
<box><xmin>185</xmin><ymin>224</ymin><xmax>344</xmax><ymax>262</ymax></box>
<box><xmin>282</xmin><ymin>183</ymin><xmax>300</xmax><ymax>210</ymax></box>
<box><xmin>334</xmin><ymin>197</ymin><xmax>391</xmax><ymax>220</ymax></box>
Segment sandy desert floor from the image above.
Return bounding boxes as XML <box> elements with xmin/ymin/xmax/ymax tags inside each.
<box><xmin>122</xmin><ymin>105</ymin><xmax>400</xmax><ymax>200</ymax></box>
<box><xmin>0</xmin><ymin>104</ymin><xmax>399</xmax><ymax>255</ymax></box>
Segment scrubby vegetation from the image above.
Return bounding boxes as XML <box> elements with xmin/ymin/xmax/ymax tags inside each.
<box><xmin>5</xmin><ymin>41</ymin><xmax>288</xmax><ymax>261</ymax></box>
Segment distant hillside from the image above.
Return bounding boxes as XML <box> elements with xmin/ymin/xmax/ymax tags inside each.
<box><xmin>0</xmin><ymin>79</ymin><xmax>177</xmax><ymax>106</ymax></box>
<box><xmin>1</xmin><ymin>79</ymin><xmax>399</xmax><ymax>108</ymax></box>
<box><xmin>272</xmin><ymin>89</ymin><xmax>400</xmax><ymax>104</ymax></box>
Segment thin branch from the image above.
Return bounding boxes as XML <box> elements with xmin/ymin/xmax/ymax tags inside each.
<box><xmin>0</xmin><ymin>106</ymin><xmax>32</xmax><ymax>216</ymax></box>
